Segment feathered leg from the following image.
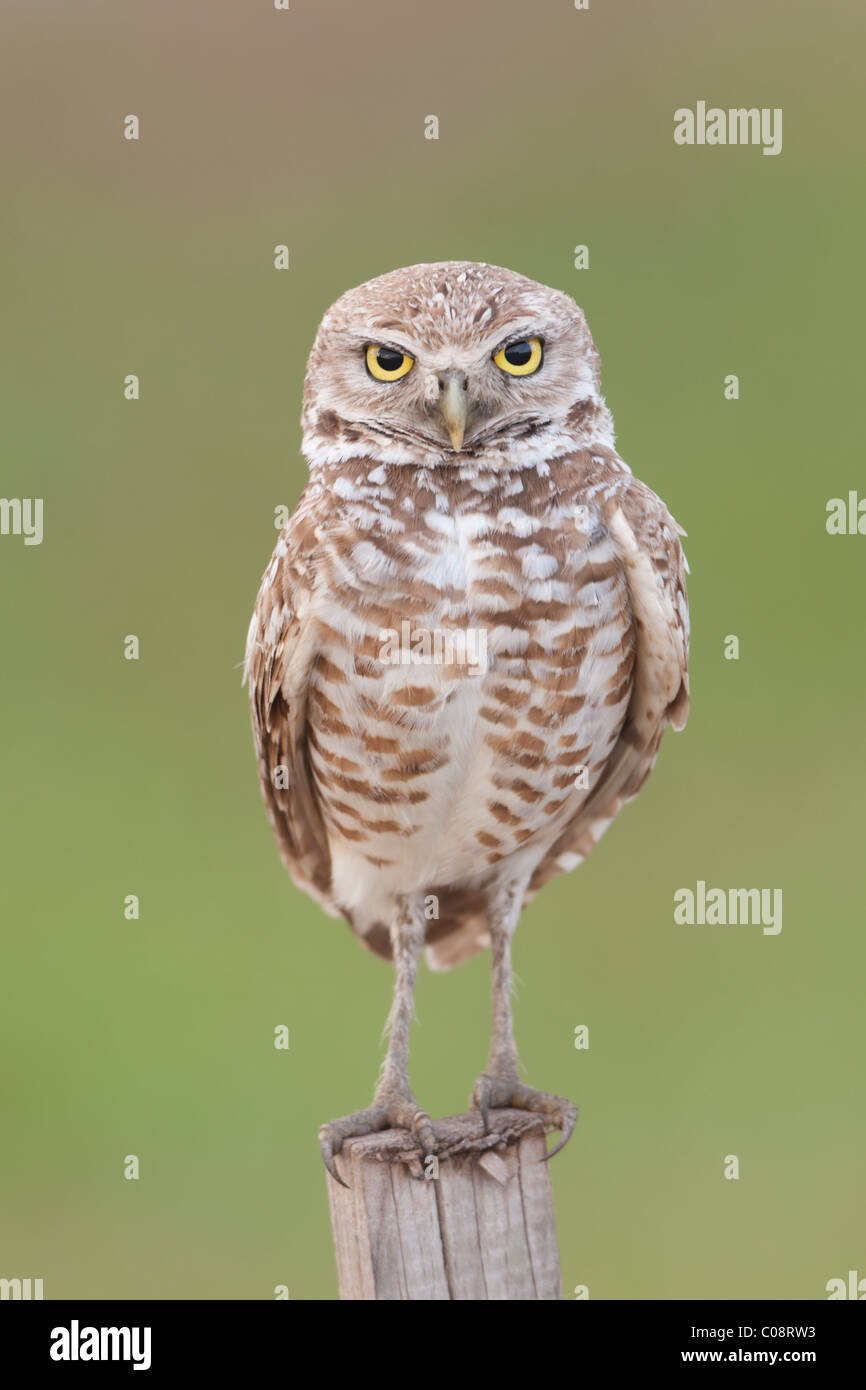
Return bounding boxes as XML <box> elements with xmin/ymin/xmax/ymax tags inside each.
<box><xmin>318</xmin><ymin>893</ymin><xmax>435</xmax><ymax>1185</ymax></box>
<box><xmin>471</xmin><ymin>875</ymin><xmax>578</xmax><ymax>1159</ymax></box>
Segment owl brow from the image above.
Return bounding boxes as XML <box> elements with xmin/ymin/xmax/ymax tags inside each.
<box><xmin>353</xmin><ymin>331</ymin><xmax>414</xmax><ymax>357</ymax></box>
<box><xmin>490</xmin><ymin>328</ymin><xmax>544</xmax><ymax>356</ymax></box>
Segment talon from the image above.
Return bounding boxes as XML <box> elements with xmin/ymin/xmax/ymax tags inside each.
<box><xmin>324</xmin><ymin>1153</ymin><xmax>350</xmax><ymax>1188</ymax></box>
<box><xmin>470</xmin><ymin>1074</ymin><xmax>491</xmax><ymax>1132</ymax></box>
<box><xmin>318</xmin><ymin>1127</ymin><xmax>350</xmax><ymax>1188</ymax></box>
<box><xmin>540</xmin><ymin>1104</ymin><xmax>579</xmax><ymax>1162</ymax></box>
<box><xmin>415</xmin><ymin>1113</ymin><xmax>437</xmax><ymax>1156</ymax></box>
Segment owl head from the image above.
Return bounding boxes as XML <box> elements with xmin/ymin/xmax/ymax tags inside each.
<box><xmin>300</xmin><ymin>261</ymin><xmax>613</xmax><ymax>467</ymax></box>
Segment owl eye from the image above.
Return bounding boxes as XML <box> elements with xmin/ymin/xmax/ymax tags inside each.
<box><xmin>493</xmin><ymin>337</ymin><xmax>543</xmax><ymax>377</ymax></box>
<box><xmin>365</xmin><ymin>344</ymin><xmax>414</xmax><ymax>381</ymax></box>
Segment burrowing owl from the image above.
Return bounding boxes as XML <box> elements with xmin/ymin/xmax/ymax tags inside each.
<box><xmin>245</xmin><ymin>262</ymin><xmax>689</xmax><ymax>1181</ymax></box>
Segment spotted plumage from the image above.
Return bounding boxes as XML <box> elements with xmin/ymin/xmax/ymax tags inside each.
<box><xmin>245</xmin><ymin>262</ymin><xmax>689</xmax><ymax>1177</ymax></box>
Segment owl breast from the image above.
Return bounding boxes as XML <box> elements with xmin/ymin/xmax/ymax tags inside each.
<box><xmin>303</xmin><ymin>469</ymin><xmax>634</xmax><ymax>920</ymax></box>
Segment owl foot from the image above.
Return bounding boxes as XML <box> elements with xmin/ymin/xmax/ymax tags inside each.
<box><xmin>470</xmin><ymin>1071</ymin><xmax>578</xmax><ymax>1160</ymax></box>
<box><xmin>318</xmin><ymin>1089</ymin><xmax>437</xmax><ymax>1188</ymax></box>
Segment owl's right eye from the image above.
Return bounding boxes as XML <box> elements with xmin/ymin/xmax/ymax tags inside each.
<box><xmin>365</xmin><ymin>344</ymin><xmax>414</xmax><ymax>381</ymax></box>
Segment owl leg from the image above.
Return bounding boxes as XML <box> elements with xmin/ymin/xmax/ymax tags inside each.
<box><xmin>470</xmin><ymin>876</ymin><xmax>578</xmax><ymax>1159</ymax></box>
<box><xmin>318</xmin><ymin>893</ymin><xmax>436</xmax><ymax>1186</ymax></box>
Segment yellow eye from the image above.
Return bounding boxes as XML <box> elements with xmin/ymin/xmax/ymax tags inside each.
<box><xmin>493</xmin><ymin>337</ymin><xmax>543</xmax><ymax>377</ymax></box>
<box><xmin>365</xmin><ymin>344</ymin><xmax>414</xmax><ymax>381</ymax></box>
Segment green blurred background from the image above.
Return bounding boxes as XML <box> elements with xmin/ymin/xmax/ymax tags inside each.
<box><xmin>2</xmin><ymin>0</ymin><xmax>863</xmax><ymax>1299</ymax></box>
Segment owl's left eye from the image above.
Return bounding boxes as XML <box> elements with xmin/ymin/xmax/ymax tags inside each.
<box><xmin>493</xmin><ymin>337</ymin><xmax>543</xmax><ymax>377</ymax></box>
<box><xmin>366</xmin><ymin>344</ymin><xmax>414</xmax><ymax>381</ymax></box>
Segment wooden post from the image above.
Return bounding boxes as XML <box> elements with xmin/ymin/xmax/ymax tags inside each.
<box><xmin>325</xmin><ymin>1108</ymin><xmax>563</xmax><ymax>1300</ymax></box>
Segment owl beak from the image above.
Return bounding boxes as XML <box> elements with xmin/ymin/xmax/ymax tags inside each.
<box><xmin>436</xmin><ymin>371</ymin><xmax>469</xmax><ymax>452</ymax></box>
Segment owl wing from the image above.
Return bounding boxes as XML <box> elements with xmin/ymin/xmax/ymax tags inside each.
<box><xmin>244</xmin><ymin>524</ymin><xmax>335</xmax><ymax>914</ymax></box>
<box><xmin>526</xmin><ymin>471</ymin><xmax>690</xmax><ymax>899</ymax></box>
<box><xmin>425</xmin><ymin>466</ymin><xmax>690</xmax><ymax>971</ymax></box>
